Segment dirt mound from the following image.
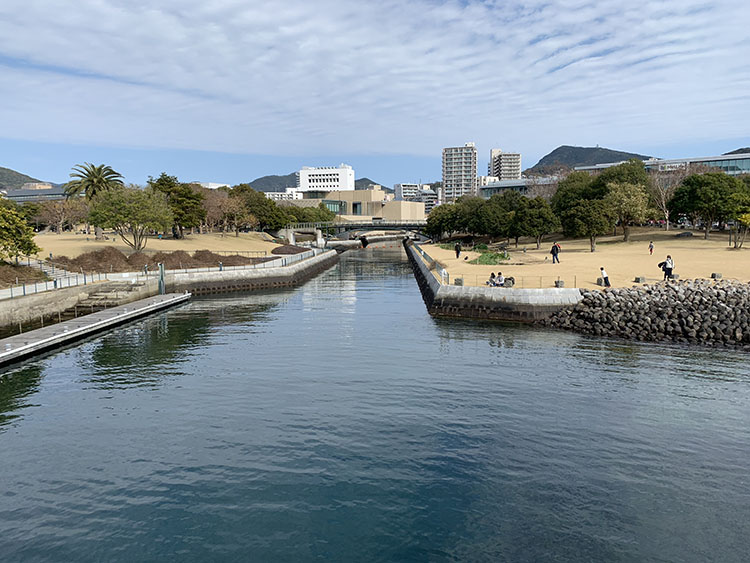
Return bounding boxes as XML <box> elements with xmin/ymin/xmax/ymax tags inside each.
<box><xmin>149</xmin><ymin>250</ymin><xmax>201</xmax><ymax>270</ymax></box>
<box><xmin>0</xmin><ymin>263</ymin><xmax>49</xmax><ymax>288</ymax></box>
<box><xmin>271</xmin><ymin>245</ymin><xmax>308</xmax><ymax>255</ymax></box>
<box><xmin>192</xmin><ymin>250</ymin><xmax>254</xmax><ymax>267</ymax></box>
<box><xmin>53</xmin><ymin>247</ymin><xmax>131</xmax><ymax>273</ymax></box>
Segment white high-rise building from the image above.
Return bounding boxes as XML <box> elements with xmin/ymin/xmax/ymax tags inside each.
<box><xmin>442</xmin><ymin>142</ymin><xmax>477</xmax><ymax>200</ymax></box>
<box><xmin>298</xmin><ymin>164</ymin><xmax>355</xmax><ymax>192</ymax></box>
<box><xmin>488</xmin><ymin>149</ymin><xmax>522</xmax><ymax>180</ymax></box>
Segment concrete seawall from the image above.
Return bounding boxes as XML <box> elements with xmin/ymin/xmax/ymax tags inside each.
<box><xmin>404</xmin><ymin>240</ymin><xmax>583</xmax><ymax>322</ymax></box>
<box><xmin>167</xmin><ymin>249</ymin><xmax>339</xmax><ymax>295</ymax></box>
<box><xmin>0</xmin><ymin>250</ymin><xmax>339</xmax><ymax>330</ymax></box>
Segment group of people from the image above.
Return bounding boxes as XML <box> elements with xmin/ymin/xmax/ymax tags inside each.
<box><xmin>486</xmin><ymin>272</ymin><xmax>506</xmax><ymax>287</ymax></box>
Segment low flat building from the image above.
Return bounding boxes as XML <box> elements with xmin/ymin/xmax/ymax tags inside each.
<box><xmin>296</xmin><ymin>187</ymin><xmax>425</xmax><ymax>222</ymax></box>
<box><xmin>4</xmin><ymin>184</ymin><xmax>67</xmax><ymax>203</ymax></box>
<box><xmin>575</xmin><ymin>152</ymin><xmax>750</xmax><ymax>176</ymax></box>
<box><xmin>266</xmin><ymin>188</ymin><xmax>303</xmax><ymax>201</ymax></box>
<box><xmin>479</xmin><ymin>177</ymin><xmax>558</xmax><ymax>199</ymax></box>
<box><xmin>197</xmin><ymin>182</ymin><xmax>230</xmax><ymax>189</ymax></box>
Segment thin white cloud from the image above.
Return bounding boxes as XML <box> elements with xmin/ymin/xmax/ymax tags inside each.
<box><xmin>0</xmin><ymin>0</ymin><xmax>748</xmax><ymax>164</ymax></box>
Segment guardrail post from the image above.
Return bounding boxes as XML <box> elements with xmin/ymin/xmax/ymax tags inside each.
<box><xmin>23</xmin><ymin>282</ymin><xmax>26</xmax><ymax>296</ymax></box>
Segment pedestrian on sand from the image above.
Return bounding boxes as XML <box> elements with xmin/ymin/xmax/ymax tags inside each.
<box><xmin>600</xmin><ymin>267</ymin><xmax>611</xmax><ymax>287</ymax></box>
<box><xmin>454</xmin><ymin>241</ymin><xmax>461</xmax><ymax>259</ymax></box>
<box><xmin>649</xmin><ymin>241</ymin><xmax>654</xmax><ymax>255</ymax></box>
<box><xmin>664</xmin><ymin>255</ymin><xmax>674</xmax><ymax>280</ymax></box>
<box><xmin>550</xmin><ymin>241</ymin><xmax>561</xmax><ymax>264</ymax></box>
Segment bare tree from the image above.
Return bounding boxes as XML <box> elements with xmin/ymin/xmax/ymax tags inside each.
<box><xmin>525</xmin><ymin>177</ymin><xmax>559</xmax><ymax>200</ymax></box>
<box><xmin>35</xmin><ymin>199</ymin><xmax>89</xmax><ymax>234</ymax></box>
<box><xmin>200</xmin><ymin>188</ymin><xmax>229</xmax><ymax>233</ymax></box>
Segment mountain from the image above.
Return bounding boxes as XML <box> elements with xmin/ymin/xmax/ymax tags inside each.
<box><xmin>248</xmin><ymin>173</ymin><xmax>391</xmax><ymax>192</ymax></box>
<box><xmin>724</xmin><ymin>147</ymin><xmax>750</xmax><ymax>155</ymax></box>
<box><xmin>249</xmin><ymin>172</ymin><xmax>298</xmax><ymax>192</ymax></box>
<box><xmin>526</xmin><ymin>145</ymin><xmax>651</xmax><ymax>175</ymax></box>
<box><xmin>0</xmin><ymin>166</ymin><xmax>43</xmax><ymax>190</ymax></box>
<box><xmin>355</xmin><ymin>177</ymin><xmax>392</xmax><ymax>192</ymax></box>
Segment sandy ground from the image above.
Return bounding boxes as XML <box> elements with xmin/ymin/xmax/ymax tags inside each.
<box><xmin>424</xmin><ymin>227</ymin><xmax>750</xmax><ymax>289</ymax></box>
<box><xmin>35</xmin><ymin>231</ymin><xmax>281</xmax><ymax>259</ymax></box>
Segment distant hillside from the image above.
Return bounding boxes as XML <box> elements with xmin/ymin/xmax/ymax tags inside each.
<box><xmin>724</xmin><ymin>147</ymin><xmax>750</xmax><ymax>155</ymax></box>
<box><xmin>249</xmin><ymin>172</ymin><xmax>391</xmax><ymax>193</ymax></box>
<box><xmin>355</xmin><ymin>177</ymin><xmax>392</xmax><ymax>192</ymax></box>
<box><xmin>526</xmin><ymin>146</ymin><xmax>651</xmax><ymax>175</ymax></box>
<box><xmin>0</xmin><ymin>166</ymin><xmax>42</xmax><ymax>190</ymax></box>
<box><xmin>249</xmin><ymin>172</ymin><xmax>298</xmax><ymax>192</ymax></box>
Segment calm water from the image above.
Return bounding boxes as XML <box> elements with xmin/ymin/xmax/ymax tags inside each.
<box><xmin>1</xmin><ymin>249</ymin><xmax>749</xmax><ymax>562</ymax></box>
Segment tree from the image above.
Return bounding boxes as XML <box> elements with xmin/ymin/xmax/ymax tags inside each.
<box><xmin>35</xmin><ymin>199</ymin><xmax>89</xmax><ymax>234</ymax></box>
<box><xmin>551</xmin><ymin>171</ymin><xmax>597</xmax><ymax>215</ymax></box>
<box><xmin>561</xmin><ymin>200</ymin><xmax>614</xmax><ymax>252</ymax></box>
<box><xmin>648</xmin><ymin>168</ymin><xmax>689</xmax><ymax>230</ymax></box>
<box><xmin>485</xmin><ymin>191</ymin><xmax>527</xmax><ymax>245</ymax></box>
<box><xmin>148</xmin><ymin>173</ymin><xmax>205</xmax><ymax>238</ymax></box>
<box><xmin>63</xmin><ymin>163</ymin><xmax>124</xmax><ymax>200</ymax></box>
<box><xmin>0</xmin><ymin>205</ymin><xmax>40</xmax><ymax>260</ymax></box>
<box><xmin>424</xmin><ymin>203</ymin><xmax>458</xmax><ymax>239</ymax></box>
<box><xmin>231</xmin><ymin>184</ymin><xmax>288</xmax><ymax>231</ymax></box>
<box><xmin>200</xmin><ymin>187</ymin><xmax>229</xmax><ymax>232</ymax></box>
<box><xmin>669</xmin><ymin>172</ymin><xmax>742</xmax><ymax>239</ymax></box>
<box><xmin>590</xmin><ymin>159</ymin><xmax>650</xmax><ymax>193</ymax></box>
<box><xmin>516</xmin><ymin>197</ymin><xmax>561</xmax><ymax>249</ymax></box>
<box><xmin>222</xmin><ymin>197</ymin><xmax>256</xmax><ymax>236</ymax></box>
<box><xmin>604</xmin><ymin>182</ymin><xmax>649</xmax><ymax>242</ymax></box>
<box><xmin>455</xmin><ymin>196</ymin><xmax>487</xmax><ymax>235</ymax></box>
<box><xmin>88</xmin><ymin>186</ymin><xmax>173</xmax><ymax>251</ymax></box>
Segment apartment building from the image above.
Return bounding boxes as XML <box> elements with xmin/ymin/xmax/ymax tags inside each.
<box><xmin>488</xmin><ymin>149</ymin><xmax>522</xmax><ymax>180</ymax></box>
<box><xmin>442</xmin><ymin>142</ymin><xmax>477</xmax><ymax>200</ymax></box>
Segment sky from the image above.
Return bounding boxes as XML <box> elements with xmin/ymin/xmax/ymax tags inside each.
<box><xmin>1</xmin><ymin>0</ymin><xmax>748</xmax><ymax>187</ymax></box>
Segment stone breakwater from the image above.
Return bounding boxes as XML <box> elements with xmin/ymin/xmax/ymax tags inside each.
<box><xmin>542</xmin><ymin>280</ymin><xmax>750</xmax><ymax>347</ymax></box>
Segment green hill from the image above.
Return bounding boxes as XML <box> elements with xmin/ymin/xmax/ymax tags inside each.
<box><xmin>0</xmin><ymin>166</ymin><xmax>42</xmax><ymax>190</ymax></box>
<box><xmin>526</xmin><ymin>146</ymin><xmax>651</xmax><ymax>175</ymax></box>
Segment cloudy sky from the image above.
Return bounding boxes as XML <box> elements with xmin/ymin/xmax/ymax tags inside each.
<box><xmin>1</xmin><ymin>0</ymin><xmax>748</xmax><ymax>186</ymax></box>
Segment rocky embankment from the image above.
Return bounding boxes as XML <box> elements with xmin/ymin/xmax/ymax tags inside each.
<box><xmin>542</xmin><ymin>280</ymin><xmax>750</xmax><ymax>347</ymax></box>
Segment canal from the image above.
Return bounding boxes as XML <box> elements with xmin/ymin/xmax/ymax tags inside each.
<box><xmin>1</xmin><ymin>248</ymin><xmax>749</xmax><ymax>562</ymax></box>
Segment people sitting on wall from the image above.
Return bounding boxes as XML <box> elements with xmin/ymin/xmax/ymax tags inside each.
<box><xmin>487</xmin><ymin>273</ymin><xmax>496</xmax><ymax>286</ymax></box>
<box><xmin>496</xmin><ymin>272</ymin><xmax>505</xmax><ymax>286</ymax></box>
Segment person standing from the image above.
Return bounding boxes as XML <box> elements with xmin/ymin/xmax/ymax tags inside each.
<box><xmin>550</xmin><ymin>242</ymin><xmax>560</xmax><ymax>264</ymax></box>
<box><xmin>454</xmin><ymin>241</ymin><xmax>461</xmax><ymax>259</ymax></box>
<box><xmin>664</xmin><ymin>255</ymin><xmax>674</xmax><ymax>280</ymax></box>
<box><xmin>600</xmin><ymin>267</ymin><xmax>611</xmax><ymax>287</ymax></box>
<box><xmin>648</xmin><ymin>241</ymin><xmax>654</xmax><ymax>255</ymax></box>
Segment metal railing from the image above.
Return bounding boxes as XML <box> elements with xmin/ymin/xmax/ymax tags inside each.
<box><xmin>451</xmin><ymin>274</ymin><xmax>578</xmax><ymax>289</ymax></box>
<box><xmin>108</xmin><ymin>248</ymin><xmax>325</xmax><ymax>279</ymax></box>
<box><xmin>1</xmin><ymin>272</ymin><xmax>109</xmax><ymax>300</ymax></box>
<box><xmin>413</xmin><ymin>243</ymin><xmax>450</xmax><ymax>285</ymax></box>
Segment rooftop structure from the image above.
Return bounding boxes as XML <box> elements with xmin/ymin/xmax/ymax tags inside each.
<box><xmin>266</xmin><ymin>188</ymin><xmax>303</xmax><ymax>201</ymax></box>
<box><xmin>575</xmin><ymin>152</ymin><xmax>750</xmax><ymax>176</ymax></box>
<box><xmin>3</xmin><ymin>184</ymin><xmax>67</xmax><ymax>203</ymax></box>
<box><xmin>442</xmin><ymin>143</ymin><xmax>477</xmax><ymax>200</ymax></box>
<box><xmin>197</xmin><ymin>182</ymin><xmax>230</xmax><ymax>190</ymax></box>
<box><xmin>298</xmin><ymin>164</ymin><xmax>355</xmax><ymax>192</ymax></box>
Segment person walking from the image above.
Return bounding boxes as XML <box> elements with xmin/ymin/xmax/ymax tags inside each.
<box><xmin>600</xmin><ymin>267</ymin><xmax>611</xmax><ymax>287</ymax></box>
<box><xmin>454</xmin><ymin>241</ymin><xmax>461</xmax><ymax>259</ymax></box>
<box><xmin>664</xmin><ymin>255</ymin><xmax>674</xmax><ymax>280</ymax></box>
<box><xmin>550</xmin><ymin>241</ymin><xmax>561</xmax><ymax>264</ymax></box>
<box><xmin>648</xmin><ymin>241</ymin><xmax>654</xmax><ymax>255</ymax></box>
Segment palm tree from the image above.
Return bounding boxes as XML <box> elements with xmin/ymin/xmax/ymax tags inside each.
<box><xmin>64</xmin><ymin>163</ymin><xmax>124</xmax><ymax>200</ymax></box>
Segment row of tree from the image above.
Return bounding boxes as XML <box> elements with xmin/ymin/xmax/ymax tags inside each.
<box><xmin>426</xmin><ymin>159</ymin><xmax>750</xmax><ymax>251</ymax></box>
<box><xmin>2</xmin><ymin>163</ymin><xmax>337</xmax><ymax>254</ymax></box>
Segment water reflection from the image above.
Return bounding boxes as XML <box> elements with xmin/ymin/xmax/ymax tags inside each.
<box><xmin>0</xmin><ymin>364</ymin><xmax>43</xmax><ymax>428</ymax></box>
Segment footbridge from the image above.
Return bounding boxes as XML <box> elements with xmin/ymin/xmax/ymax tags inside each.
<box><xmin>279</xmin><ymin>219</ymin><xmax>428</xmax><ymax>244</ymax></box>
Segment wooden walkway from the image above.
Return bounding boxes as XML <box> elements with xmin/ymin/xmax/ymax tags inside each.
<box><xmin>0</xmin><ymin>293</ymin><xmax>191</xmax><ymax>369</ymax></box>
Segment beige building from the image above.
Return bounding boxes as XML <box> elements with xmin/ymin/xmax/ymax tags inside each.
<box><xmin>298</xmin><ymin>187</ymin><xmax>425</xmax><ymax>222</ymax></box>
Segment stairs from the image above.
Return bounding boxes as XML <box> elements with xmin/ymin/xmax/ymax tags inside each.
<box><xmin>67</xmin><ymin>281</ymin><xmax>149</xmax><ymax>315</ymax></box>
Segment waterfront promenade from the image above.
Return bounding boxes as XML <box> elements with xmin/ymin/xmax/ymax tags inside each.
<box><xmin>426</xmin><ymin>228</ymin><xmax>750</xmax><ymax>289</ymax></box>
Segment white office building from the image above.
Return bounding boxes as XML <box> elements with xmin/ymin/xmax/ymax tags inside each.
<box><xmin>197</xmin><ymin>182</ymin><xmax>231</xmax><ymax>190</ymax></box>
<box><xmin>442</xmin><ymin>142</ymin><xmax>478</xmax><ymax>200</ymax></box>
<box><xmin>298</xmin><ymin>164</ymin><xmax>355</xmax><ymax>192</ymax></box>
<box><xmin>266</xmin><ymin>188</ymin><xmax>303</xmax><ymax>201</ymax></box>
<box><xmin>394</xmin><ymin>183</ymin><xmax>430</xmax><ymax>200</ymax></box>
<box><xmin>488</xmin><ymin>149</ymin><xmax>522</xmax><ymax>180</ymax></box>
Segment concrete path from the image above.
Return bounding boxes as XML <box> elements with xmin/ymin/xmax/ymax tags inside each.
<box><xmin>0</xmin><ymin>292</ymin><xmax>191</xmax><ymax>370</ymax></box>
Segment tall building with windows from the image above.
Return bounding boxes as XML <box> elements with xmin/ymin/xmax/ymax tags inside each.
<box><xmin>488</xmin><ymin>149</ymin><xmax>522</xmax><ymax>180</ymax></box>
<box><xmin>442</xmin><ymin>142</ymin><xmax>477</xmax><ymax>200</ymax></box>
<box><xmin>297</xmin><ymin>164</ymin><xmax>355</xmax><ymax>192</ymax></box>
